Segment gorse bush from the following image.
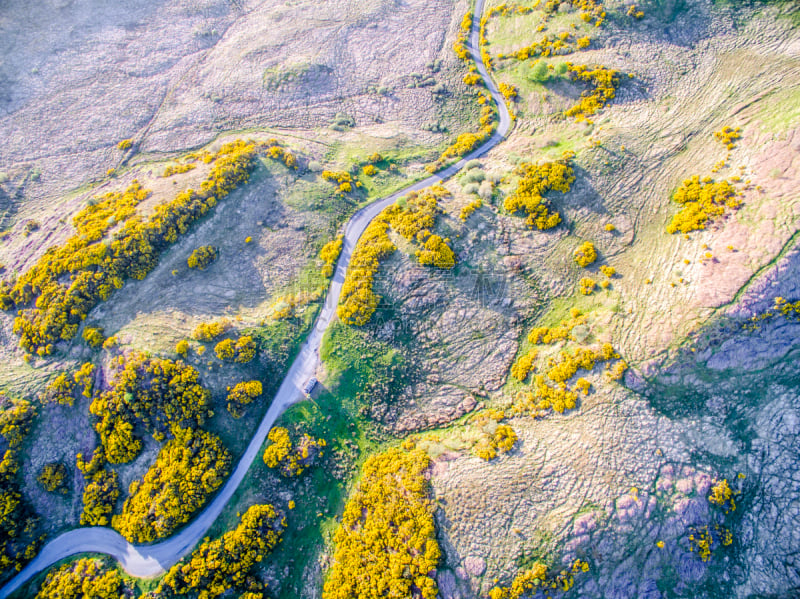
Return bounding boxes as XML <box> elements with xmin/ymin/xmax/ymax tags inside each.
<box><xmin>227</xmin><ymin>380</ymin><xmax>263</xmax><ymax>418</ymax></box>
<box><xmin>599</xmin><ymin>264</ymin><xmax>616</xmax><ymax>277</ymax></box>
<box><xmin>320</xmin><ymin>235</ymin><xmax>344</xmax><ymax>278</ymax></box>
<box><xmin>503</xmin><ymin>154</ymin><xmax>575</xmax><ymax>229</ymax></box>
<box><xmin>187</xmin><ymin>245</ymin><xmax>218</xmax><ymax>270</ymax></box>
<box><xmin>709</xmin><ymin>478</ymin><xmax>736</xmax><ymax>514</ymax></box>
<box><xmin>417</xmin><ymin>234</ymin><xmax>456</xmax><ymax>269</ymax></box>
<box><xmin>192</xmin><ymin>319</ymin><xmax>231</xmax><ymax>341</ymax></box>
<box><xmin>262</xmin><ymin>426</ymin><xmax>326</xmax><ymax>477</ymax></box>
<box><xmin>714</xmin><ymin>126</ymin><xmax>741</xmax><ymax>150</ymax></box>
<box><xmin>336</xmin><ymin>219</ymin><xmax>395</xmax><ymax>326</ymax></box>
<box><xmin>76</xmin><ymin>448</ymin><xmax>120</xmax><ymax>527</ymax></box>
<box><xmin>42</xmin><ymin>362</ymin><xmax>94</xmax><ymax>406</ymax></box>
<box><xmin>158</xmin><ymin>503</ymin><xmax>285</xmax><ymax>598</ymax></box>
<box><xmin>89</xmin><ymin>353</ymin><xmax>212</xmax><ymax>463</ymax></box>
<box><xmin>510</xmin><ymin>349</ymin><xmax>538</xmax><ymax>382</ymax></box>
<box><xmin>473</xmin><ymin>417</ymin><xmax>518</xmax><ymax>461</ymax></box>
<box><xmin>36</xmin><ymin>558</ymin><xmax>125</xmax><ymax>599</ymax></box>
<box><xmin>489</xmin><ymin>559</ymin><xmax>590</xmax><ymax>599</ymax></box>
<box><xmin>3</xmin><ymin>140</ymin><xmax>258</xmax><ymax>355</ymax></box>
<box><xmin>564</xmin><ymin>63</ymin><xmax>621</xmax><ymax>122</ymax></box>
<box><xmin>162</xmin><ymin>163</ymin><xmax>197</xmax><ymax>177</ymax></box>
<box><xmin>38</xmin><ymin>462</ymin><xmax>68</xmax><ymax>494</ymax></box>
<box><xmin>337</xmin><ymin>186</ymin><xmax>455</xmax><ymax>326</ymax></box>
<box><xmin>263</xmin><ymin>142</ymin><xmax>298</xmax><ymax>169</ymax></box>
<box><xmin>321</xmin><ymin>170</ymin><xmax>355</xmax><ymax>194</ymax></box>
<box><xmin>578</xmin><ymin>276</ymin><xmax>597</xmax><ymax>295</ymax></box>
<box><xmin>0</xmin><ymin>395</ymin><xmax>40</xmax><ymax>580</ymax></box>
<box><xmin>175</xmin><ymin>339</ymin><xmax>189</xmax><ymax>356</ymax></box>
<box><xmin>269</xmin><ymin>290</ymin><xmax>322</xmax><ymax>320</ymax></box>
<box><xmin>463</xmin><ymin>72</ymin><xmax>482</xmax><ymax>86</ymax></box>
<box><xmin>573</xmin><ymin>241</ymin><xmax>597</xmax><ymax>267</ymax></box>
<box><xmin>323</xmin><ymin>448</ymin><xmax>440</xmax><ymax>599</ymax></box>
<box><xmin>460</xmin><ymin>198</ymin><xmax>483</xmax><ymax>221</ymax></box>
<box><xmin>499</xmin><ymin>82</ymin><xmax>518</xmax><ymax>100</ymax></box>
<box><xmin>666</xmin><ymin>176</ymin><xmax>740</xmax><ymax>234</ymax></box>
<box><xmin>113</xmin><ymin>427</ymin><xmax>231</xmax><ymax>543</ymax></box>
<box><xmin>430</xmin><ymin>9</ymin><xmax>498</xmax><ymax>173</ymax></box>
<box><xmin>215</xmin><ymin>338</ymin><xmax>235</xmax><ymax>360</ymax></box>
<box><xmin>627</xmin><ymin>3</ymin><xmax>644</xmax><ymax>18</ymax></box>
<box><xmin>214</xmin><ymin>335</ymin><xmax>256</xmax><ymax>363</ymax></box>
<box><xmin>452</xmin><ymin>11</ymin><xmax>473</xmax><ymax>62</ymax></box>
<box><xmin>511</xmin><ymin>310</ymin><xmax>626</xmax><ymax>416</ymax></box>
<box><xmin>82</xmin><ymin>326</ymin><xmax>105</xmax><ymax>348</ymax></box>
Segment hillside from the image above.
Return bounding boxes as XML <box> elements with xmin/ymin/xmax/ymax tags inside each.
<box><xmin>0</xmin><ymin>0</ymin><xmax>798</xmax><ymax>598</ymax></box>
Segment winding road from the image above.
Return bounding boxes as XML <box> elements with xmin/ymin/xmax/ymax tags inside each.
<box><xmin>0</xmin><ymin>1</ymin><xmax>510</xmax><ymax>596</ymax></box>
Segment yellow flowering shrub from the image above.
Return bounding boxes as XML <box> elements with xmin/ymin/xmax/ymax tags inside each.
<box><xmin>76</xmin><ymin>449</ymin><xmax>120</xmax><ymax>526</ymax></box>
<box><xmin>338</xmin><ymin>186</ymin><xmax>455</xmax><ymax>325</ymax></box>
<box><xmin>510</xmin><ymin>349</ymin><xmax>538</xmax><ymax>382</ymax></box>
<box><xmin>162</xmin><ymin>163</ymin><xmax>196</xmax><ymax>177</ymax></box>
<box><xmin>606</xmin><ymin>359</ymin><xmax>628</xmax><ymax>381</ymax></box>
<box><xmin>4</xmin><ymin>140</ymin><xmax>258</xmax><ymax>355</ymax></box>
<box><xmin>503</xmin><ymin>155</ymin><xmax>574</xmax><ymax>229</ymax></box>
<box><xmin>175</xmin><ymin>339</ymin><xmax>189</xmax><ymax>356</ymax></box>
<box><xmin>193</xmin><ymin>319</ymin><xmax>231</xmax><ymax>341</ymax></box>
<box><xmin>187</xmin><ymin>245</ymin><xmax>218</xmax><ymax>270</ymax></box>
<box><xmin>234</xmin><ymin>335</ymin><xmax>256</xmax><ymax>363</ymax></box>
<box><xmin>214</xmin><ymin>338</ymin><xmax>235</xmax><ymax>360</ymax></box>
<box><xmin>320</xmin><ymin>234</ymin><xmax>344</xmax><ymax>277</ymax></box>
<box><xmin>417</xmin><ymin>234</ymin><xmax>456</xmax><ymax>269</ymax></box>
<box><xmin>666</xmin><ymin>176</ymin><xmax>740</xmax><ymax>234</ymax></box>
<box><xmin>428</xmin><ymin>98</ymin><xmax>496</xmax><ymax>173</ymax></box>
<box><xmin>708</xmin><ymin>479</ymin><xmax>736</xmax><ymax>513</ymax></box>
<box><xmin>158</xmin><ymin>503</ymin><xmax>285</xmax><ymax>598</ymax></box>
<box><xmin>117</xmin><ymin>139</ymin><xmax>132</xmax><ymax>150</ymax></box>
<box><xmin>89</xmin><ymin>353</ymin><xmax>212</xmax><ymax>464</ymax></box>
<box><xmin>322</xmin><ymin>170</ymin><xmax>354</xmax><ymax>194</ymax></box>
<box><xmin>599</xmin><ymin>265</ymin><xmax>616</xmax><ymax>277</ymax></box>
<box><xmin>453</xmin><ymin>11</ymin><xmax>473</xmax><ymax>62</ymax></box>
<box><xmin>460</xmin><ymin>197</ymin><xmax>483</xmax><ymax>220</ymax></box>
<box><xmin>323</xmin><ymin>448</ymin><xmax>440</xmax><ymax>599</ymax></box>
<box><xmin>112</xmin><ymin>427</ymin><xmax>231</xmax><ymax>543</ymax></box>
<box><xmin>627</xmin><ymin>4</ymin><xmax>644</xmax><ymax>18</ymax></box>
<box><xmin>82</xmin><ymin>326</ymin><xmax>106</xmax><ymax>348</ymax></box>
<box><xmin>578</xmin><ymin>277</ymin><xmax>596</xmax><ymax>295</ymax></box>
<box><xmin>42</xmin><ymin>363</ymin><xmax>94</xmax><ymax>406</ymax></box>
<box><xmin>36</xmin><ymin>558</ymin><xmax>125</xmax><ymax>599</ymax></box>
<box><xmin>489</xmin><ymin>560</ymin><xmax>589</xmax><ymax>599</ymax></box>
<box><xmin>564</xmin><ymin>63</ymin><xmax>621</xmax><ymax>121</ymax></box>
<box><xmin>464</xmin><ymin>73</ymin><xmax>482</xmax><ymax>85</ymax></box>
<box><xmin>714</xmin><ymin>126</ymin><xmax>741</xmax><ymax>150</ymax></box>
<box><xmin>263</xmin><ymin>427</ymin><xmax>326</xmax><ymax>477</ymax></box>
<box><xmin>227</xmin><ymin>380</ymin><xmax>263</xmax><ymax>418</ymax></box>
<box><xmin>0</xmin><ymin>395</ymin><xmax>40</xmax><ymax>578</ymax></box>
<box><xmin>573</xmin><ymin>241</ymin><xmax>597</xmax><ymax>267</ymax></box>
<box><xmin>511</xmin><ymin>311</ymin><xmax>623</xmax><ymax>415</ymax></box>
<box><xmin>38</xmin><ymin>462</ymin><xmax>68</xmax><ymax>493</ymax></box>
<box><xmin>262</xmin><ymin>142</ymin><xmax>298</xmax><ymax>169</ymax></box>
<box><xmin>499</xmin><ymin>82</ymin><xmax>518</xmax><ymax>100</ymax></box>
<box><xmin>269</xmin><ymin>290</ymin><xmax>321</xmax><ymax>320</ymax></box>
<box><xmin>473</xmin><ymin>423</ymin><xmax>518</xmax><ymax>461</ymax></box>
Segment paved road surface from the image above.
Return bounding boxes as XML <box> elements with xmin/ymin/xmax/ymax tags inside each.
<box><xmin>0</xmin><ymin>0</ymin><xmax>510</xmax><ymax>595</ymax></box>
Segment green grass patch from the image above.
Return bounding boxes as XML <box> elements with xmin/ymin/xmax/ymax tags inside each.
<box><xmin>200</xmin><ymin>319</ymin><xmax>409</xmax><ymax>599</ymax></box>
<box><xmin>756</xmin><ymin>85</ymin><xmax>800</xmax><ymax>133</ymax></box>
